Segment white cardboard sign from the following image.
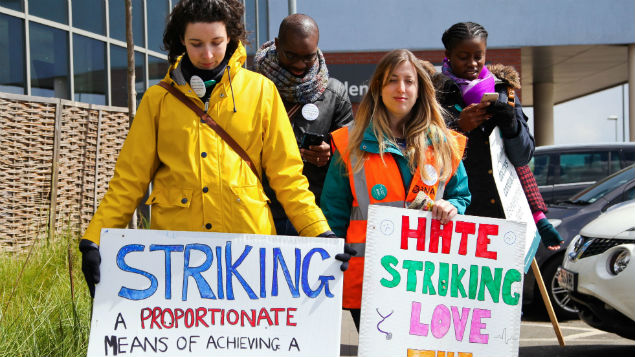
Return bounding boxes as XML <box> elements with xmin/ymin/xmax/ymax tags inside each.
<box><xmin>358</xmin><ymin>206</ymin><xmax>525</xmax><ymax>357</ymax></box>
<box><xmin>86</xmin><ymin>229</ymin><xmax>344</xmax><ymax>357</ymax></box>
<box><xmin>489</xmin><ymin>127</ymin><xmax>540</xmax><ymax>272</ymax></box>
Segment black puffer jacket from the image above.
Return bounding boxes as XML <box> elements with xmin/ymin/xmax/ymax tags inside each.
<box><xmin>435</xmin><ymin>64</ymin><xmax>535</xmax><ymax>219</ymax></box>
<box><xmin>265</xmin><ymin>77</ymin><xmax>353</xmax><ymax>219</ymax></box>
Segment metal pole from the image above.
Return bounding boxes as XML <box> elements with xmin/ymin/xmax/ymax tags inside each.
<box><xmin>622</xmin><ymin>84</ymin><xmax>626</xmax><ymax>142</ymax></box>
<box><xmin>629</xmin><ymin>44</ymin><xmax>635</xmax><ymax>141</ymax></box>
<box><xmin>288</xmin><ymin>0</ymin><xmax>296</xmax><ymax>15</ymax></box>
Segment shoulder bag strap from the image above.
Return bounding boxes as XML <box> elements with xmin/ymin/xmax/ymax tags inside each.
<box><xmin>287</xmin><ymin>103</ymin><xmax>302</xmax><ymax>122</ymax></box>
<box><xmin>158</xmin><ymin>81</ymin><xmax>260</xmax><ymax>180</ymax></box>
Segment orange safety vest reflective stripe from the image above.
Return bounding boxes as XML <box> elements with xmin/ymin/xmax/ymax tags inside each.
<box><xmin>331</xmin><ymin>126</ymin><xmax>466</xmax><ymax>309</ymax></box>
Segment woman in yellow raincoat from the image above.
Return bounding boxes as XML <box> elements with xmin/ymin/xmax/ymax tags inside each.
<box><xmin>79</xmin><ymin>0</ymin><xmax>347</xmax><ymax>297</ymax></box>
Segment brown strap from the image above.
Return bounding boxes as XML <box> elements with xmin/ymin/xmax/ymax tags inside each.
<box><xmin>287</xmin><ymin>103</ymin><xmax>302</xmax><ymax>122</ymax></box>
<box><xmin>158</xmin><ymin>81</ymin><xmax>260</xmax><ymax>180</ymax></box>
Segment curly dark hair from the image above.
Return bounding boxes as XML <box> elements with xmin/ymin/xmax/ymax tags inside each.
<box><xmin>163</xmin><ymin>0</ymin><xmax>247</xmax><ymax>64</ymax></box>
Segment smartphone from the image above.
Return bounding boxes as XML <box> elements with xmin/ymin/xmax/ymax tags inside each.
<box><xmin>480</xmin><ymin>92</ymin><xmax>499</xmax><ymax>103</ymax></box>
<box><xmin>301</xmin><ymin>132</ymin><xmax>325</xmax><ymax>149</ymax></box>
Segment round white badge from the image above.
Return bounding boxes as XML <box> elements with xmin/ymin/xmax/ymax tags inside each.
<box><xmin>189</xmin><ymin>75</ymin><xmax>206</xmax><ymax>97</ymax></box>
<box><xmin>422</xmin><ymin>164</ymin><xmax>439</xmax><ymax>186</ymax></box>
<box><xmin>301</xmin><ymin>103</ymin><xmax>319</xmax><ymax>121</ymax></box>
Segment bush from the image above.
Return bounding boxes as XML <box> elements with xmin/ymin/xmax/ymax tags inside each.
<box><xmin>0</xmin><ymin>233</ymin><xmax>91</xmax><ymax>357</ymax></box>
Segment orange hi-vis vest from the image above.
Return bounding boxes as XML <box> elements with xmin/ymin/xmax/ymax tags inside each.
<box><xmin>330</xmin><ymin>126</ymin><xmax>466</xmax><ymax>309</ymax></box>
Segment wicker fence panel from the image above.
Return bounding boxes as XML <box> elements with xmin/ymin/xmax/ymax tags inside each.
<box><xmin>55</xmin><ymin>105</ymin><xmax>99</xmax><ymax>235</ymax></box>
<box><xmin>0</xmin><ymin>93</ymin><xmax>129</xmax><ymax>252</ymax></box>
<box><xmin>0</xmin><ymin>96</ymin><xmax>57</xmax><ymax>251</ymax></box>
<box><xmin>96</xmin><ymin>111</ymin><xmax>128</xmax><ymax>204</ymax></box>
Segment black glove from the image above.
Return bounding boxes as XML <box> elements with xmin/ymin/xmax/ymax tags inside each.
<box><xmin>488</xmin><ymin>101</ymin><xmax>518</xmax><ymax>137</ymax></box>
<box><xmin>536</xmin><ymin>218</ymin><xmax>564</xmax><ymax>248</ymax></box>
<box><xmin>318</xmin><ymin>231</ymin><xmax>357</xmax><ymax>271</ymax></box>
<box><xmin>79</xmin><ymin>239</ymin><xmax>101</xmax><ymax>298</ymax></box>
<box><xmin>335</xmin><ymin>244</ymin><xmax>357</xmax><ymax>272</ymax></box>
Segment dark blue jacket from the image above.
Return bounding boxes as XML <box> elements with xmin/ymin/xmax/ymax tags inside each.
<box><xmin>435</xmin><ymin>67</ymin><xmax>535</xmax><ymax>219</ymax></box>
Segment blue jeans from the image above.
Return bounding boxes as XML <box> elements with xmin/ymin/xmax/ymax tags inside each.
<box><xmin>274</xmin><ymin>218</ymin><xmax>298</xmax><ymax>236</ymax></box>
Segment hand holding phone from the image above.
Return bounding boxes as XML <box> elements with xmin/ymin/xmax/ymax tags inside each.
<box><xmin>301</xmin><ymin>132</ymin><xmax>325</xmax><ymax>149</ymax></box>
<box><xmin>480</xmin><ymin>92</ymin><xmax>499</xmax><ymax>103</ymax></box>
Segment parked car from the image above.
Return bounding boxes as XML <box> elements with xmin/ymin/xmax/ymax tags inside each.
<box><xmin>530</xmin><ymin>143</ymin><xmax>634</xmax><ymax>204</ymax></box>
<box><xmin>523</xmin><ymin>165</ymin><xmax>634</xmax><ymax>319</ymax></box>
<box><xmin>558</xmin><ymin>201</ymin><xmax>635</xmax><ymax>339</ymax></box>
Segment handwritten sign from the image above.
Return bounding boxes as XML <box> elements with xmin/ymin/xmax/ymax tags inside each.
<box><xmin>86</xmin><ymin>229</ymin><xmax>344</xmax><ymax>357</ymax></box>
<box><xmin>358</xmin><ymin>206</ymin><xmax>525</xmax><ymax>357</ymax></box>
<box><xmin>489</xmin><ymin>127</ymin><xmax>540</xmax><ymax>272</ymax></box>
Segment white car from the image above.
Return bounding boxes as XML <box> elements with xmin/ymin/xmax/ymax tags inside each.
<box><xmin>558</xmin><ymin>200</ymin><xmax>635</xmax><ymax>340</ymax></box>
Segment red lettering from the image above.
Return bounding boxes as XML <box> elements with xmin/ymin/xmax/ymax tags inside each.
<box><xmin>401</xmin><ymin>216</ymin><xmax>427</xmax><ymax>251</ymax></box>
<box><xmin>476</xmin><ymin>224</ymin><xmax>498</xmax><ymax>260</ymax></box>
<box><xmin>195</xmin><ymin>307</ymin><xmax>208</xmax><ymax>327</ymax></box>
<box><xmin>287</xmin><ymin>308</ymin><xmax>297</xmax><ymax>326</ymax></box>
<box><xmin>270</xmin><ymin>307</ymin><xmax>285</xmax><ymax>325</ymax></box>
<box><xmin>455</xmin><ymin>221</ymin><xmax>476</xmax><ymax>256</ymax></box>
<box><xmin>208</xmin><ymin>308</ymin><xmax>221</xmax><ymax>325</ymax></box>
<box><xmin>226</xmin><ymin>309</ymin><xmax>239</xmax><ymax>325</ymax></box>
<box><xmin>151</xmin><ymin>307</ymin><xmax>162</xmax><ymax>329</ymax></box>
<box><xmin>241</xmin><ymin>309</ymin><xmax>256</xmax><ymax>327</ymax></box>
<box><xmin>184</xmin><ymin>308</ymin><xmax>194</xmax><ymax>328</ymax></box>
<box><xmin>162</xmin><ymin>308</ymin><xmax>174</xmax><ymax>328</ymax></box>
<box><xmin>257</xmin><ymin>308</ymin><xmax>273</xmax><ymax>326</ymax></box>
<box><xmin>140</xmin><ymin>308</ymin><xmax>152</xmax><ymax>329</ymax></box>
<box><xmin>174</xmin><ymin>308</ymin><xmax>184</xmax><ymax>328</ymax></box>
<box><xmin>429</xmin><ymin>219</ymin><xmax>453</xmax><ymax>254</ymax></box>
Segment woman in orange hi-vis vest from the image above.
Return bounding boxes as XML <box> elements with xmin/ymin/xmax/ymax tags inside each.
<box><xmin>320</xmin><ymin>49</ymin><xmax>472</xmax><ymax>331</ymax></box>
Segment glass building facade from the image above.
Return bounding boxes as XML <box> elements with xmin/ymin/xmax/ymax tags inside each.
<box><xmin>0</xmin><ymin>0</ymin><xmax>268</xmax><ymax>106</ymax></box>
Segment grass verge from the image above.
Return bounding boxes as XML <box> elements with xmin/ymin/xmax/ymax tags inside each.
<box><xmin>0</xmin><ymin>233</ymin><xmax>91</xmax><ymax>357</ymax></box>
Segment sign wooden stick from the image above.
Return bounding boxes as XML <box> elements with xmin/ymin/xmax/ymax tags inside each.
<box><xmin>531</xmin><ymin>258</ymin><xmax>565</xmax><ymax>346</ymax></box>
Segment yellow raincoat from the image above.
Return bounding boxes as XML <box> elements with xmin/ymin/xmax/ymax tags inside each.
<box><xmin>82</xmin><ymin>42</ymin><xmax>330</xmax><ymax>245</ymax></box>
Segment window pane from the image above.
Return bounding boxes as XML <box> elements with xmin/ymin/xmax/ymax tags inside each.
<box><xmin>0</xmin><ymin>14</ymin><xmax>25</xmax><ymax>94</ymax></box>
<box><xmin>559</xmin><ymin>152</ymin><xmax>608</xmax><ymax>184</ymax></box>
<box><xmin>29</xmin><ymin>0</ymin><xmax>67</xmax><ymax>24</ymax></box>
<box><xmin>110</xmin><ymin>45</ymin><xmax>127</xmax><ymax>106</ymax></box>
<box><xmin>148</xmin><ymin>55</ymin><xmax>168</xmax><ymax>86</ymax></box>
<box><xmin>30</xmin><ymin>22</ymin><xmax>69</xmax><ymax>98</ymax></box>
<box><xmin>146</xmin><ymin>0</ymin><xmax>168</xmax><ymax>53</ymax></box>
<box><xmin>109</xmin><ymin>0</ymin><xmax>145</xmax><ymax>46</ymax></box>
<box><xmin>609</xmin><ymin>150</ymin><xmax>621</xmax><ymax>173</ymax></box>
<box><xmin>135</xmin><ymin>51</ymin><xmax>146</xmax><ymax>102</ymax></box>
<box><xmin>73</xmin><ymin>0</ymin><xmax>105</xmax><ymax>35</ymax></box>
<box><xmin>73</xmin><ymin>34</ymin><xmax>106</xmax><ymax>104</ymax></box>
<box><xmin>0</xmin><ymin>0</ymin><xmax>23</xmax><ymax>11</ymax></box>
<box><xmin>110</xmin><ymin>45</ymin><xmax>146</xmax><ymax>107</ymax></box>
<box><xmin>244</xmin><ymin>0</ymin><xmax>256</xmax><ymax>54</ymax></box>
<box><xmin>133</xmin><ymin>0</ymin><xmax>145</xmax><ymax>47</ymax></box>
<box><xmin>257</xmin><ymin>0</ymin><xmax>268</xmax><ymax>45</ymax></box>
<box><xmin>530</xmin><ymin>154</ymin><xmax>549</xmax><ymax>186</ymax></box>
<box><xmin>109</xmin><ymin>0</ymin><xmax>125</xmax><ymax>42</ymax></box>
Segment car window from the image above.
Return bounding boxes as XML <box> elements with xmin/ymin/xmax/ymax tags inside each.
<box><xmin>623</xmin><ymin>148</ymin><xmax>635</xmax><ymax>167</ymax></box>
<box><xmin>606</xmin><ymin>186</ymin><xmax>635</xmax><ymax>210</ymax></box>
<box><xmin>530</xmin><ymin>154</ymin><xmax>550</xmax><ymax>186</ymax></box>
<box><xmin>609</xmin><ymin>150</ymin><xmax>622</xmax><ymax>173</ymax></box>
<box><xmin>571</xmin><ymin>165</ymin><xmax>635</xmax><ymax>204</ymax></box>
<box><xmin>559</xmin><ymin>152</ymin><xmax>608</xmax><ymax>184</ymax></box>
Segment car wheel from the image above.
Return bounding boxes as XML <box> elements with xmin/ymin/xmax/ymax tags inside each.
<box><xmin>542</xmin><ymin>256</ymin><xmax>579</xmax><ymax>320</ymax></box>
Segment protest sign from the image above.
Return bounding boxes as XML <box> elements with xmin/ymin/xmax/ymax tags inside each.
<box><xmin>358</xmin><ymin>205</ymin><xmax>526</xmax><ymax>357</ymax></box>
<box><xmin>489</xmin><ymin>127</ymin><xmax>540</xmax><ymax>272</ymax></box>
<box><xmin>86</xmin><ymin>229</ymin><xmax>344</xmax><ymax>357</ymax></box>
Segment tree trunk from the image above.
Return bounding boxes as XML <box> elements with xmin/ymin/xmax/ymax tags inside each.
<box><xmin>125</xmin><ymin>0</ymin><xmax>138</xmax><ymax>229</ymax></box>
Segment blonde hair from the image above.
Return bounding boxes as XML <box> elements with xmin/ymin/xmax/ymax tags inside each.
<box><xmin>348</xmin><ymin>49</ymin><xmax>461</xmax><ymax>182</ymax></box>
